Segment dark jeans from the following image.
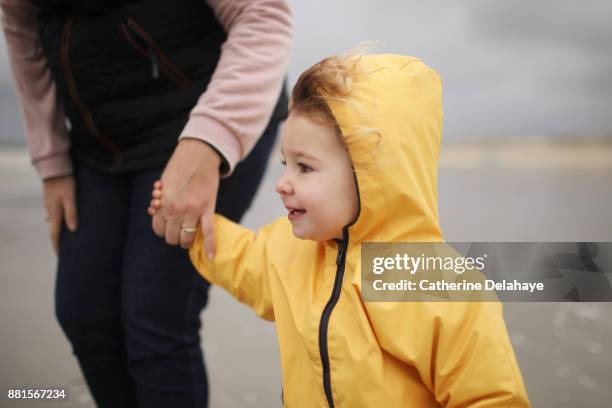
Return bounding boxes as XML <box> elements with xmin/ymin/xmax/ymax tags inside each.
<box><xmin>55</xmin><ymin>121</ymin><xmax>279</xmax><ymax>408</ymax></box>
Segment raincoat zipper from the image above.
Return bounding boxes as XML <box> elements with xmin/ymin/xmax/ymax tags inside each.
<box><xmin>318</xmin><ymin>228</ymin><xmax>349</xmax><ymax>408</ymax></box>
<box><xmin>120</xmin><ymin>18</ymin><xmax>193</xmax><ymax>88</ymax></box>
<box><xmin>60</xmin><ymin>16</ymin><xmax>121</xmax><ymax>167</ymax></box>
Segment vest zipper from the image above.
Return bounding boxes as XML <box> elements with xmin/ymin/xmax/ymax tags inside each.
<box><xmin>60</xmin><ymin>16</ymin><xmax>121</xmax><ymax>167</ymax></box>
<box><xmin>318</xmin><ymin>228</ymin><xmax>349</xmax><ymax>408</ymax></box>
<box><xmin>121</xmin><ymin>18</ymin><xmax>193</xmax><ymax>88</ymax></box>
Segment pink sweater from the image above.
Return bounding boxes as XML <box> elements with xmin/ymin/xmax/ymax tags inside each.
<box><xmin>0</xmin><ymin>0</ymin><xmax>294</xmax><ymax>179</ymax></box>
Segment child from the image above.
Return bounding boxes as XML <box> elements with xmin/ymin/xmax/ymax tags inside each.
<box><xmin>149</xmin><ymin>52</ymin><xmax>530</xmax><ymax>407</ymax></box>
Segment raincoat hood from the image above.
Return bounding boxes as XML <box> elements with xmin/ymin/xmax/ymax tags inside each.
<box><xmin>327</xmin><ymin>54</ymin><xmax>443</xmax><ymax>244</ymax></box>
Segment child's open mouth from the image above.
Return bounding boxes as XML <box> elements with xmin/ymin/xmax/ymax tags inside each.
<box><xmin>287</xmin><ymin>208</ymin><xmax>306</xmax><ymax>221</ymax></box>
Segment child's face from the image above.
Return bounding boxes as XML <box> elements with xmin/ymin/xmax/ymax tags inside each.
<box><xmin>276</xmin><ymin>112</ymin><xmax>358</xmax><ymax>241</ymax></box>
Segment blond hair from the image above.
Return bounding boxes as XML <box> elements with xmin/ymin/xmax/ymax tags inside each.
<box><xmin>289</xmin><ymin>44</ymin><xmax>382</xmax><ymax>166</ymax></box>
<box><xmin>289</xmin><ymin>43</ymin><xmax>377</xmax><ymax>125</ymax></box>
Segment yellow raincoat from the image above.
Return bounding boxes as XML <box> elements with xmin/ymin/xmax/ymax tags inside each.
<box><xmin>190</xmin><ymin>54</ymin><xmax>530</xmax><ymax>407</ymax></box>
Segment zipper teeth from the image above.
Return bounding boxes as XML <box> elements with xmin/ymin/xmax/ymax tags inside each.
<box><xmin>122</xmin><ymin>18</ymin><xmax>193</xmax><ymax>88</ymax></box>
<box><xmin>60</xmin><ymin>16</ymin><xmax>121</xmax><ymax>166</ymax></box>
<box><xmin>318</xmin><ymin>231</ymin><xmax>348</xmax><ymax>408</ymax></box>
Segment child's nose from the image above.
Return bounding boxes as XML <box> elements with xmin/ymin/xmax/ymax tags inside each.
<box><xmin>275</xmin><ymin>172</ymin><xmax>293</xmax><ymax>195</ymax></box>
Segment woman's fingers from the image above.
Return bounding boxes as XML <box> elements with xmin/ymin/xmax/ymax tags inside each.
<box><xmin>179</xmin><ymin>212</ymin><xmax>200</xmax><ymax>249</ymax></box>
<box><xmin>164</xmin><ymin>217</ymin><xmax>181</xmax><ymax>246</ymax></box>
<box><xmin>152</xmin><ymin>213</ymin><xmax>167</xmax><ymax>237</ymax></box>
<box><xmin>43</xmin><ymin>175</ymin><xmax>78</xmax><ymax>256</ymax></box>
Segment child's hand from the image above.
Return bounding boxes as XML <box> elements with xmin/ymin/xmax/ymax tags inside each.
<box><xmin>147</xmin><ymin>180</ymin><xmax>163</xmax><ymax>216</ymax></box>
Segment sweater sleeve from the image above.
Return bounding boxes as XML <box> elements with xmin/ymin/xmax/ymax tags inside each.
<box><xmin>1</xmin><ymin>0</ymin><xmax>72</xmax><ymax>180</ymax></box>
<box><xmin>179</xmin><ymin>0</ymin><xmax>293</xmax><ymax>177</ymax></box>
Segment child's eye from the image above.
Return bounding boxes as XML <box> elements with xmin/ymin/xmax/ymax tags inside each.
<box><xmin>298</xmin><ymin>163</ymin><xmax>312</xmax><ymax>173</ymax></box>
<box><xmin>280</xmin><ymin>159</ymin><xmax>286</xmax><ymax>166</ymax></box>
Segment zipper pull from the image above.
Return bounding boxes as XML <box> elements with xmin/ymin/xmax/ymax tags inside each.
<box><xmin>148</xmin><ymin>48</ymin><xmax>159</xmax><ymax>79</ymax></box>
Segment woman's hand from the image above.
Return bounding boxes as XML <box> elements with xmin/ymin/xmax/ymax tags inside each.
<box><xmin>149</xmin><ymin>138</ymin><xmax>220</xmax><ymax>256</ymax></box>
<box><xmin>42</xmin><ymin>175</ymin><xmax>78</xmax><ymax>255</ymax></box>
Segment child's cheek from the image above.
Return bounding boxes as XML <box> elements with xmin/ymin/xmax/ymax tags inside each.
<box><xmin>302</xmin><ymin>183</ymin><xmax>330</xmax><ymax>212</ymax></box>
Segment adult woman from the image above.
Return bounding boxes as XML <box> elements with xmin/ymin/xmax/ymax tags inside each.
<box><xmin>0</xmin><ymin>0</ymin><xmax>293</xmax><ymax>406</ymax></box>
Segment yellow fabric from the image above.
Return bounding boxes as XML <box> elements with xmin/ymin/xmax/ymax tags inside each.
<box><xmin>190</xmin><ymin>54</ymin><xmax>530</xmax><ymax>407</ymax></box>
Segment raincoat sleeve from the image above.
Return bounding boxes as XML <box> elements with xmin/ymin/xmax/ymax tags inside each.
<box><xmin>371</xmin><ymin>301</ymin><xmax>530</xmax><ymax>407</ymax></box>
<box><xmin>189</xmin><ymin>214</ymin><xmax>276</xmax><ymax>321</ymax></box>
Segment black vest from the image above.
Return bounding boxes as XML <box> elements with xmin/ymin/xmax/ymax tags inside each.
<box><xmin>34</xmin><ymin>0</ymin><xmax>287</xmax><ymax>173</ymax></box>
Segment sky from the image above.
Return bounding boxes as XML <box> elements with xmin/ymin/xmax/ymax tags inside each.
<box><xmin>1</xmin><ymin>0</ymin><xmax>611</xmax><ymax>142</ymax></box>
